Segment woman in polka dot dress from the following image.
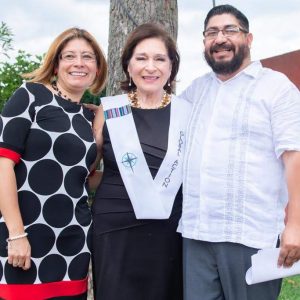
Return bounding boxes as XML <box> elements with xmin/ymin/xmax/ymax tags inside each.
<box><xmin>0</xmin><ymin>28</ymin><xmax>107</xmax><ymax>300</ymax></box>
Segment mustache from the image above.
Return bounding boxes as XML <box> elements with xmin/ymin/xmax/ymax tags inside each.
<box><xmin>210</xmin><ymin>44</ymin><xmax>234</xmax><ymax>53</ymax></box>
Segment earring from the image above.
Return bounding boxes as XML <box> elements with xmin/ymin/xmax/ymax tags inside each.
<box><xmin>167</xmin><ymin>78</ymin><xmax>171</xmax><ymax>87</ymax></box>
<box><xmin>52</xmin><ymin>68</ymin><xmax>58</xmax><ymax>82</ymax></box>
<box><xmin>129</xmin><ymin>76</ymin><xmax>132</xmax><ymax>87</ymax></box>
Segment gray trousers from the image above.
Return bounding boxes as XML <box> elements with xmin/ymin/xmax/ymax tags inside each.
<box><xmin>183</xmin><ymin>238</ymin><xmax>282</xmax><ymax>300</ymax></box>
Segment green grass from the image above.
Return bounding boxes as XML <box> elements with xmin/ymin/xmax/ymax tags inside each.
<box><xmin>278</xmin><ymin>275</ymin><xmax>300</xmax><ymax>300</ymax></box>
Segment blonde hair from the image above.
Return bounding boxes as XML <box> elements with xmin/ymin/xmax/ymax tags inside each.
<box><xmin>23</xmin><ymin>27</ymin><xmax>107</xmax><ymax>95</ymax></box>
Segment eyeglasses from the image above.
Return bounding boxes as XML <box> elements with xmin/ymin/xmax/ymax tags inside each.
<box><xmin>203</xmin><ymin>25</ymin><xmax>248</xmax><ymax>39</ymax></box>
<box><xmin>60</xmin><ymin>51</ymin><xmax>96</xmax><ymax>63</ymax></box>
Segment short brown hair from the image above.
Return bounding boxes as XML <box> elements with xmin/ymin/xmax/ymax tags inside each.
<box><xmin>23</xmin><ymin>27</ymin><xmax>107</xmax><ymax>95</ymax></box>
<box><xmin>120</xmin><ymin>23</ymin><xmax>180</xmax><ymax>94</ymax></box>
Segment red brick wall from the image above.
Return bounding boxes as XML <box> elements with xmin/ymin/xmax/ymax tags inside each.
<box><xmin>261</xmin><ymin>50</ymin><xmax>300</xmax><ymax>90</ymax></box>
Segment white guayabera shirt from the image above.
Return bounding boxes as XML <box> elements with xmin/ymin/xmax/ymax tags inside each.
<box><xmin>178</xmin><ymin>61</ymin><xmax>300</xmax><ymax>249</ymax></box>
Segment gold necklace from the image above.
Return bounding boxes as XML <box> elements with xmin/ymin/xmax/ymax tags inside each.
<box><xmin>128</xmin><ymin>90</ymin><xmax>171</xmax><ymax>109</ymax></box>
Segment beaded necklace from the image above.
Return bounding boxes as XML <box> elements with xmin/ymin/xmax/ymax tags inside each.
<box><xmin>128</xmin><ymin>89</ymin><xmax>171</xmax><ymax>109</ymax></box>
<box><xmin>51</xmin><ymin>81</ymin><xmax>73</xmax><ymax>102</ymax></box>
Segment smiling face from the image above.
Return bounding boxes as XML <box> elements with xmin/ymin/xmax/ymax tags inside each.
<box><xmin>127</xmin><ymin>37</ymin><xmax>172</xmax><ymax>98</ymax></box>
<box><xmin>56</xmin><ymin>38</ymin><xmax>98</xmax><ymax>95</ymax></box>
<box><xmin>203</xmin><ymin>13</ymin><xmax>253</xmax><ymax>80</ymax></box>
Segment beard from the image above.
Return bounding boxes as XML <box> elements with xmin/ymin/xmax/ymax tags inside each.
<box><xmin>204</xmin><ymin>43</ymin><xmax>250</xmax><ymax>75</ymax></box>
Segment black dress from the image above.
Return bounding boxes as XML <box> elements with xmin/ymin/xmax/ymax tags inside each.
<box><xmin>0</xmin><ymin>82</ymin><xmax>96</xmax><ymax>300</ymax></box>
<box><xmin>92</xmin><ymin>104</ymin><xmax>183</xmax><ymax>300</ymax></box>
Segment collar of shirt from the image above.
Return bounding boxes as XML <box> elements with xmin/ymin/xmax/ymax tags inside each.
<box><xmin>209</xmin><ymin>60</ymin><xmax>262</xmax><ymax>84</ymax></box>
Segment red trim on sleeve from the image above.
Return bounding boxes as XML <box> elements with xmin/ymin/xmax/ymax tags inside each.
<box><xmin>0</xmin><ymin>148</ymin><xmax>21</xmax><ymax>164</ymax></box>
<box><xmin>0</xmin><ymin>278</ymin><xmax>87</xmax><ymax>300</ymax></box>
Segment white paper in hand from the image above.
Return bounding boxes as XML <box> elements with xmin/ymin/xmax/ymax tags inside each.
<box><xmin>246</xmin><ymin>248</ymin><xmax>300</xmax><ymax>285</ymax></box>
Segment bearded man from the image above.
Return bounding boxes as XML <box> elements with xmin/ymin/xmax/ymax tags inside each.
<box><xmin>179</xmin><ymin>4</ymin><xmax>300</xmax><ymax>300</ymax></box>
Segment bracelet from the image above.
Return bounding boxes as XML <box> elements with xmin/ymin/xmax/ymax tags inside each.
<box><xmin>6</xmin><ymin>232</ymin><xmax>28</xmax><ymax>243</ymax></box>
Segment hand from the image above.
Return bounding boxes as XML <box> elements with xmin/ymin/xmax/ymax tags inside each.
<box><xmin>82</xmin><ymin>103</ymin><xmax>99</xmax><ymax>113</ymax></box>
<box><xmin>278</xmin><ymin>224</ymin><xmax>300</xmax><ymax>268</ymax></box>
<box><xmin>7</xmin><ymin>237</ymin><xmax>31</xmax><ymax>270</ymax></box>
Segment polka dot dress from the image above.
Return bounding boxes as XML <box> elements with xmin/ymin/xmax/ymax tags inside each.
<box><xmin>0</xmin><ymin>82</ymin><xmax>96</xmax><ymax>299</ymax></box>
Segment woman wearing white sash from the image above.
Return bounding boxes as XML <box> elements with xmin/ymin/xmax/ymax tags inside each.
<box><xmin>91</xmin><ymin>23</ymin><xmax>190</xmax><ymax>300</ymax></box>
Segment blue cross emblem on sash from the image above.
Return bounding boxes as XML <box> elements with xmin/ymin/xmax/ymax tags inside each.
<box><xmin>121</xmin><ymin>152</ymin><xmax>138</xmax><ymax>172</ymax></box>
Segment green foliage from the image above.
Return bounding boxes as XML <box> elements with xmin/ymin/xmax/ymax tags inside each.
<box><xmin>82</xmin><ymin>89</ymin><xmax>106</xmax><ymax>106</ymax></box>
<box><xmin>0</xmin><ymin>50</ymin><xmax>42</xmax><ymax>111</ymax></box>
<box><xmin>0</xmin><ymin>22</ymin><xmax>43</xmax><ymax>111</ymax></box>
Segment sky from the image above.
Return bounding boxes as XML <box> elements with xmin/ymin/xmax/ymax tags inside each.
<box><xmin>1</xmin><ymin>0</ymin><xmax>300</xmax><ymax>93</ymax></box>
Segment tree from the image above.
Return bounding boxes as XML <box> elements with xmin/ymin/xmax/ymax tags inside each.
<box><xmin>107</xmin><ymin>0</ymin><xmax>178</xmax><ymax>95</ymax></box>
<box><xmin>0</xmin><ymin>50</ymin><xmax>42</xmax><ymax>111</ymax></box>
<box><xmin>0</xmin><ymin>21</ymin><xmax>13</xmax><ymax>59</ymax></box>
<box><xmin>0</xmin><ymin>22</ymin><xmax>43</xmax><ymax>111</ymax></box>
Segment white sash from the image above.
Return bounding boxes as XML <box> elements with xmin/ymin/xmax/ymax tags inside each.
<box><xmin>101</xmin><ymin>94</ymin><xmax>190</xmax><ymax>219</ymax></box>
